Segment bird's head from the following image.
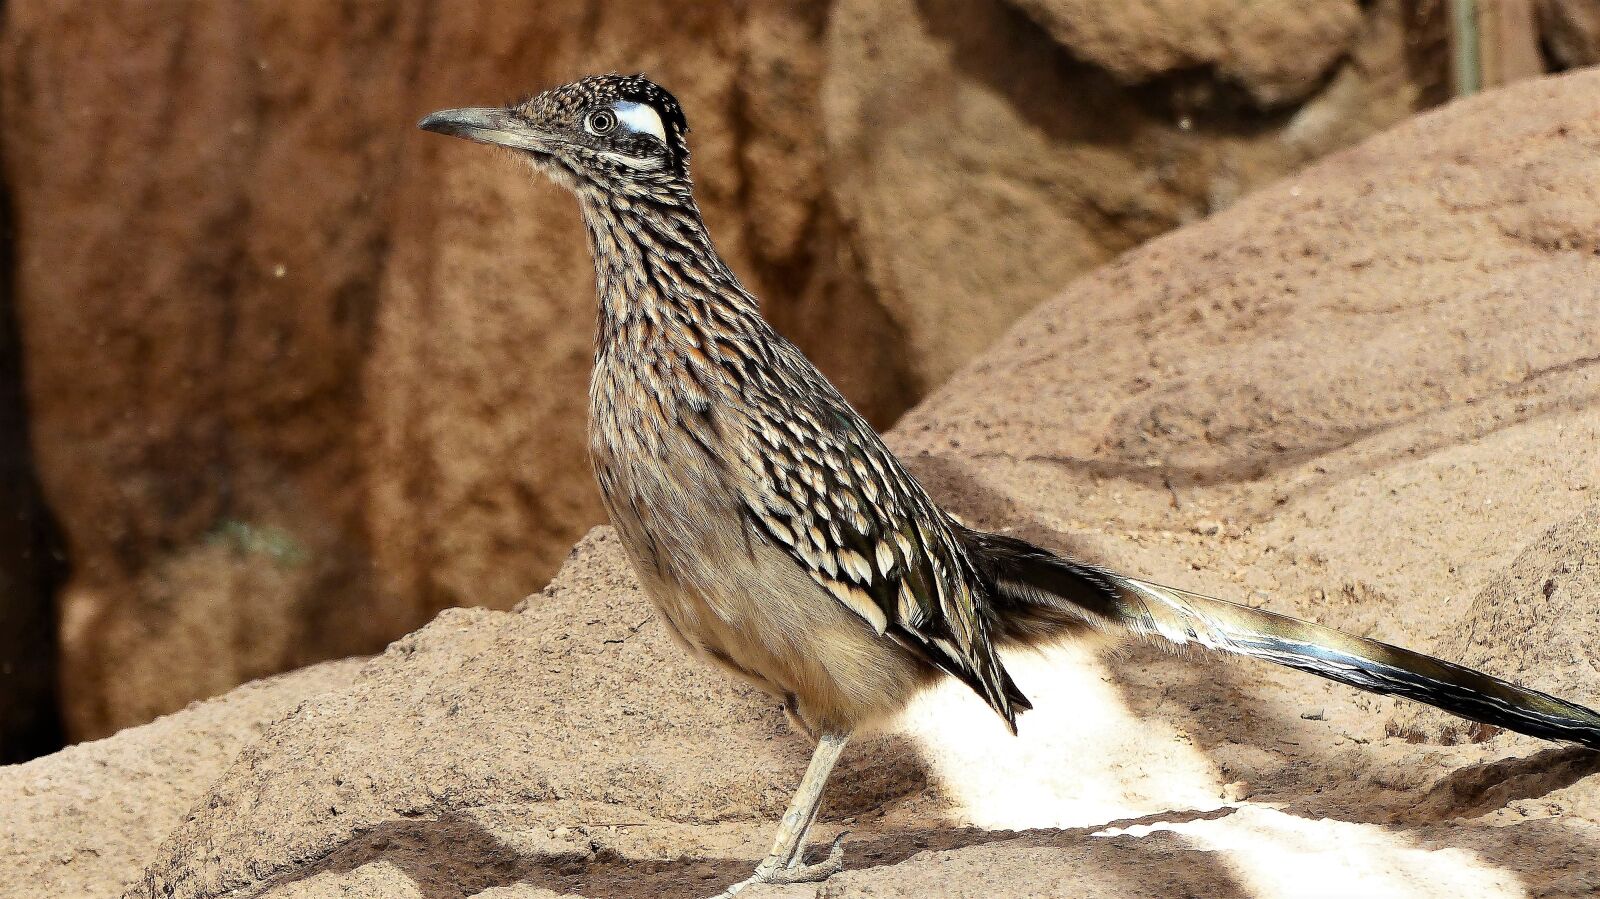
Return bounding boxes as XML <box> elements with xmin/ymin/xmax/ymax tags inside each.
<box><xmin>419</xmin><ymin>73</ymin><xmax>691</xmax><ymax>199</ymax></box>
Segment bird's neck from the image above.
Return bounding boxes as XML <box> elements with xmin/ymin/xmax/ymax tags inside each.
<box><xmin>578</xmin><ymin>191</ymin><xmax>760</xmax><ymax>347</ymax></box>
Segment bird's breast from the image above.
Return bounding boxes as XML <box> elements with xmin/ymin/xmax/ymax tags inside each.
<box><xmin>588</xmin><ymin>350</ymin><xmax>744</xmax><ymax>572</ymax></box>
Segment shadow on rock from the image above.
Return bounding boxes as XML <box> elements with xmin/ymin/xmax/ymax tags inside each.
<box><xmin>259</xmin><ymin>807</ymin><xmax>1250</xmax><ymax>899</ymax></box>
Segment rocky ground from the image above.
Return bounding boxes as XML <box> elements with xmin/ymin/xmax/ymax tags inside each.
<box><xmin>4</xmin><ymin>69</ymin><xmax>1600</xmax><ymax>898</ymax></box>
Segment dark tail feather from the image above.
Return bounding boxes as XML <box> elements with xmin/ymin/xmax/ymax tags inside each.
<box><xmin>964</xmin><ymin>529</ymin><xmax>1600</xmax><ymax>750</ymax></box>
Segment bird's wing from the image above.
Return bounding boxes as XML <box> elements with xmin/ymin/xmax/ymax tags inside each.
<box><xmin>711</xmin><ymin>341</ymin><xmax>1026</xmax><ymax>726</ymax></box>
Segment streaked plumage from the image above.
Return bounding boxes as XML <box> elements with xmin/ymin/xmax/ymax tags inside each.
<box><xmin>420</xmin><ymin>73</ymin><xmax>1600</xmax><ymax>897</ymax></box>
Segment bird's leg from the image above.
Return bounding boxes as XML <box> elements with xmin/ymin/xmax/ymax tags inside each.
<box><xmin>777</xmin><ymin>801</ymin><xmax>825</xmax><ymax>868</ymax></box>
<box><xmin>712</xmin><ymin>731</ymin><xmax>850</xmax><ymax>897</ymax></box>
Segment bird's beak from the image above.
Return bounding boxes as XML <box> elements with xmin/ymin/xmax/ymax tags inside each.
<box><xmin>417</xmin><ymin>107</ymin><xmax>555</xmax><ymax>154</ymax></box>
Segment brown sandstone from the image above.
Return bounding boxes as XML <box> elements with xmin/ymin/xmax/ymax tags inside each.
<box><xmin>0</xmin><ymin>0</ymin><xmax>1448</xmax><ymax>739</ymax></box>
<box><xmin>5</xmin><ymin>68</ymin><xmax>1600</xmax><ymax>899</ymax></box>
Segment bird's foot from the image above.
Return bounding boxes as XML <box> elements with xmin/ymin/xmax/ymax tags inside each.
<box><xmin>709</xmin><ymin>832</ymin><xmax>847</xmax><ymax>898</ymax></box>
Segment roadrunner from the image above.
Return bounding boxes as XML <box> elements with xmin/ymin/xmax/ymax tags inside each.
<box><xmin>421</xmin><ymin>74</ymin><xmax>1600</xmax><ymax>896</ymax></box>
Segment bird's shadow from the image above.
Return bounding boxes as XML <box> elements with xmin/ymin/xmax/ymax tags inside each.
<box><xmin>253</xmin><ymin>811</ymin><xmax>742</xmax><ymax>899</ymax></box>
<box><xmin>257</xmin><ymin>805</ymin><xmax>1250</xmax><ymax>899</ymax></box>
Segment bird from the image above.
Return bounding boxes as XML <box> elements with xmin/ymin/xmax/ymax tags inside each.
<box><xmin>420</xmin><ymin>73</ymin><xmax>1600</xmax><ymax>897</ymax></box>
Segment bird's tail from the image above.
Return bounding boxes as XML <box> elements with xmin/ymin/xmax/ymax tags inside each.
<box><xmin>963</xmin><ymin>529</ymin><xmax>1600</xmax><ymax>749</ymax></box>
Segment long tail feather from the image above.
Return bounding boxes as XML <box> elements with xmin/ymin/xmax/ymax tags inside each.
<box><xmin>965</xmin><ymin>529</ymin><xmax>1600</xmax><ymax>750</ymax></box>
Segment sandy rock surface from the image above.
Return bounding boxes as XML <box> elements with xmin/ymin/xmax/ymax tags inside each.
<box><xmin>6</xmin><ymin>70</ymin><xmax>1600</xmax><ymax>899</ymax></box>
<box><xmin>0</xmin><ymin>659</ymin><xmax>363</xmax><ymax>899</ymax></box>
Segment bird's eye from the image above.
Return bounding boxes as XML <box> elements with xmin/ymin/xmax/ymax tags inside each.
<box><xmin>585</xmin><ymin>109</ymin><xmax>619</xmax><ymax>136</ymax></box>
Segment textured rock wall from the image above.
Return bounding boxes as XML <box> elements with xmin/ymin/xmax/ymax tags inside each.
<box><xmin>1541</xmin><ymin>0</ymin><xmax>1600</xmax><ymax>67</ymax></box>
<box><xmin>0</xmin><ymin>2</ymin><xmax>426</xmax><ymax>741</ymax></box>
<box><xmin>0</xmin><ymin>0</ymin><xmax>1450</xmax><ymax>741</ymax></box>
<box><xmin>822</xmin><ymin>0</ymin><xmax>1449</xmax><ymax>390</ymax></box>
<box><xmin>0</xmin><ymin>1</ymin><xmax>884</xmax><ymax>742</ymax></box>
<box><xmin>0</xmin><ymin>152</ymin><xmax>64</xmax><ymax>762</ymax></box>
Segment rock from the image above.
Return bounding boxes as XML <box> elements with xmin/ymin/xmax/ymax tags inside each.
<box><xmin>1390</xmin><ymin>505</ymin><xmax>1600</xmax><ymax>744</ymax></box>
<box><xmin>1006</xmin><ymin>0</ymin><xmax>1364</xmax><ymax>105</ymax></box>
<box><xmin>0</xmin><ymin>658</ymin><xmax>362</xmax><ymax>899</ymax></box>
<box><xmin>7</xmin><ymin>69</ymin><xmax>1600</xmax><ymax>898</ymax></box>
<box><xmin>821</xmin><ymin>0</ymin><xmax>1442</xmax><ymax>394</ymax></box>
<box><xmin>0</xmin><ymin>1</ymin><xmax>891</xmax><ymax>741</ymax></box>
<box><xmin>1540</xmin><ymin>0</ymin><xmax>1600</xmax><ymax>68</ymax></box>
<box><xmin>0</xmin><ymin>0</ymin><xmax>1451</xmax><ymax>740</ymax></box>
<box><xmin>128</xmin><ymin>529</ymin><xmax>926</xmax><ymax>899</ymax></box>
<box><xmin>0</xmin><ymin>2</ymin><xmax>418</xmax><ymax>740</ymax></box>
